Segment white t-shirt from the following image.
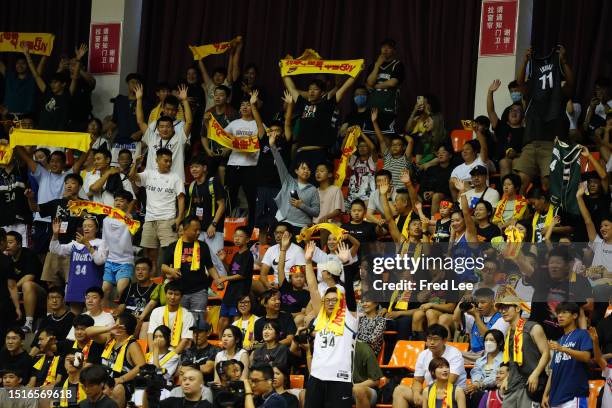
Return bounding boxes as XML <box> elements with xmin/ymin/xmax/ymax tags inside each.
<box><xmin>590</xmin><ymin>235</ymin><xmax>612</xmax><ymax>270</ymax></box>
<box><xmin>102</xmin><ymin>217</ymin><xmax>134</xmax><ymax>264</ymax></box>
<box><xmin>414</xmin><ymin>345</ymin><xmax>467</xmax><ymax>388</ymax></box>
<box><xmin>83</xmin><ymin>169</ymin><xmax>135</xmax><ymax>206</ymax></box>
<box><xmin>462</xmin><ymin>187</ymin><xmax>500</xmax><ymax>209</ymax></box>
<box><xmin>464</xmin><ymin>313</ymin><xmax>509</xmax><ymax>336</ymax></box>
<box><xmin>603</xmin><ymin>365</ymin><xmax>612</xmax><ymax>408</ymax></box>
<box><xmin>147</xmin><ymin>351</ymin><xmax>180</xmax><ymax>384</ymax></box>
<box><xmin>204</xmin><ymin>79</ymin><xmax>231</xmax><ymax>112</ymax></box>
<box><xmin>136</xmin><ymin>169</ymin><xmax>185</xmax><ymax>221</ymax></box>
<box><xmin>32</xmin><ymin>165</ymin><xmax>73</xmax><ymax>222</ymax></box>
<box><xmin>148</xmin><ymin>306</ymin><xmax>194</xmax><ymax>341</ymax></box>
<box><xmin>66</xmin><ymin>310</ymin><xmax>115</xmax><ymax>340</ymax></box>
<box><xmin>311</xmin><ymin>308</ymin><xmax>357</xmax><ymax>382</ymax></box>
<box><xmin>261</xmin><ymin>243</ymin><xmax>306</xmax><ymax>283</ymax></box>
<box><xmin>142</xmin><ymin>121</ymin><xmax>188</xmax><ymax>180</ymax></box>
<box><xmin>450</xmin><ymin>156</ymin><xmax>486</xmax><ymax>182</ymax></box>
<box><xmin>224</xmin><ymin>118</ymin><xmax>260</xmax><ymax>166</ymax></box>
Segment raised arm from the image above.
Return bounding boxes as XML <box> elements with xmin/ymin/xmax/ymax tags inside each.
<box><xmin>304</xmin><ymin>241</ymin><xmax>321</xmax><ymax>312</ymax></box>
<box><xmin>22</xmin><ymin>46</ymin><xmax>46</xmax><ymax>92</ymax></box>
<box><xmin>581</xmin><ymin>146</ymin><xmax>609</xmax><ymax>192</ymax></box>
<box><xmin>229</xmin><ymin>37</ymin><xmax>243</xmax><ymax>84</ymax></box>
<box><xmin>177</xmin><ymin>84</ymin><xmax>193</xmax><ymax>136</ymax></box>
<box><xmin>128</xmin><ymin>155</ymin><xmax>144</xmax><ymax>185</ymax></box>
<box><xmin>281</xmin><ymin>75</ymin><xmax>300</xmax><ymax>101</ymax></box>
<box><xmin>14</xmin><ymin>146</ymin><xmax>38</xmax><ymax>173</ymax></box>
<box><xmin>69</xmin><ymin>60</ymin><xmax>80</xmax><ymax>96</ymax></box>
<box><xmin>371</xmin><ymin>108</ymin><xmax>387</xmax><ymax>154</ymax></box>
<box><xmin>72</xmin><ymin>137</ymin><xmax>95</xmax><ymax>173</ymax></box>
<box><xmin>475</xmin><ymin>129</ymin><xmax>489</xmax><ymax>164</ymax></box>
<box><xmin>379</xmin><ymin>181</ymin><xmax>403</xmax><ymax>244</ymax></box>
<box><xmin>134</xmin><ymin>83</ymin><xmax>148</xmax><ymax>134</ymax></box>
<box><xmin>486</xmin><ymin>79</ymin><xmax>501</xmax><ymax>129</ymax></box>
<box><xmin>269</xmin><ymin>134</ymin><xmax>290</xmax><ymax>182</ymax></box>
<box><xmin>576</xmin><ymin>183</ymin><xmax>597</xmax><ymax>242</ymax></box>
<box><xmin>249</xmin><ymin>90</ymin><xmax>265</xmax><ymax>138</ymax></box>
<box><xmin>74</xmin><ymin>44</ymin><xmax>95</xmax><ymax>87</ymax></box>
<box><xmin>366</xmin><ymin>54</ymin><xmax>384</xmax><ymax>88</ymax></box>
<box><xmin>335</xmin><ymin>73</ymin><xmax>359</xmax><ymax>103</ymax></box>
<box><xmin>198</xmin><ymin>58</ymin><xmax>213</xmax><ymax>89</ymax></box>
<box><xmin>516</xmin><ymin>47</ymin><xmax>531</xmax><ymax>91</ymax></box>
<box><xmin>282</xmin><ymin>90</ymin><xmax>294</xmax><ymax>142</ymax></box>
<box><xmin>277</xmin><ymin>232</ymin><xmax>291</xmax><ymax>286</ymax></box>
<box><xmin>454</xmin><ymin>179</ymin><xmax>478</xmax><ymax>242</ymax></box>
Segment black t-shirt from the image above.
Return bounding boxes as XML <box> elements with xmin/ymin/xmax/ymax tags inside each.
<box><xmin>341</xmin><ymin>221</ymin><xmax>377</xmax><ymax>242</ymax></box>
<box><xmin>0</xmin><ymin>165</ymin><xmax>32</xmax><ymax>225</ymax></box>
<box><xmin>79</xmin><ymin>395</ymin><xmax>119</xmax><ymax>408</ymax></box>
<box><xmin>367</xmin><ymin>59</ymin><xmax>405</xmax><ymax>114</ymax></box>
<box><xmin>162</xmin><ymin>240</ymin><xmax>214</xmax><ymax>294</ymax></box>
<box><xmin>32</xmin><ymin>353</ymin><xmax>66</xmax><ymax>386</ymax></box>
<box><xmin>39</xmin><ymin>198</ymin><xmax>81</xmax><ymax>244</ymax></box>
<box><xmin>433</xmin><ymin>219</ymin><xmax>451</xmax><ymax>243</ymax></box>
<box><xmin>160</xmin><ymin>397</ymin><xmax>212</xmax><ymax>408</ymax></box>
<box><xmin>279</xmin><ymin>280</ymin><xmax>310</xmax><ymax>314</ymax></box>
<box><xmin>186</xmin><ymin>177</ymin><xmax>226</xmax><ymax>233</ymax></box>
<box><xmin>12</xmin><ymin>247</ymin><xmax>42</xmax><ymax>282</ymax></box>
<box><xmin>295</xmin><ymin>95</ymin><xmax>337</xmax><ymax>148</ymax></box>
<box><xmin>180</xmin><ymin>343</ymin><xmax>221</xmax><ymax>383</ymax></box>
<box><xmin>223</xmin><ymin>249</ymin><xmax>254</xmax><ymax>306</ymax></box>
<box><xmin>112</xmin><ymin>94</ymin><xmax>151</xmax><ymax>145</ymax></box>
<box><xmin>69</xmin><ymin>78</ymin><xmax>94</xmax><ymax>127</ymax></box>
<box><xmin>344</xmin><ymin>109</ymin><xmax>372</xmax><ymax>131</ymax></box>
<box><xmin>477</xmin><ymin>224</ymin><xmax>501</xmax><ymax>242</ymax></box>
<box><xmin>0</xmin><ymin>349</ymin><xmax>33</xmax><ymax>381</ymax></box>
<box><xmin>68</xmin><ymin>340</ymin><xmax>104</xmax><ymax>365</ymax></box>
<box><xmin>257</xmin><ymin>135</ymin><xmax>290</xmax><ymax>188</ymax></box>
<box><xmin>38</xmin><ymin>89</ymin><xmax>71</xmax><ymax>131</ymax></box>
<box><xmin>254</xmin><ymin>312</ymin><xmax>297</xmax><ymax>342</ymax></box>
<box><xmin>585</xmin><ymin>194</ymin><xmax>611</xmax><ymax>233</ymax></box>
<box><xmin>493</xmin><ymin>122</ymin><xmax>524</xmax><ymax>157</ymax></box>
<box><xmin>0</xmin><ymin>253</ymin><xmax>16</xmax><ymax>307</ymax></box>
<box><xmin>31</xmin><ymin>310</ymin><xmax>75</xmax><ymax>346</ymax></box>
<box><xmin>118</xmin><ymin>282</ymin><xmax>158</xmax><ymax>317</ymax></box>
<box><xmin>420</xmin><ymin>163</ymin><xmax>455</xmax><ymax>198</ymax></box>
<box><xmin>596</xmin><ymin>315</ymin><xmax>612</xmax><ymax>355</ymax></box>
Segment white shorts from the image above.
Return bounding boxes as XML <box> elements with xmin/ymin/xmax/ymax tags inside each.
<box><xmin>552</xmin><ymin>396</ymin><xmax>588</xmax><ymax>408</ymax></box>
<box><xmin>3</xmin><ymin>223</ymin><xmax>31</xmax><ymax>248</ymax></box>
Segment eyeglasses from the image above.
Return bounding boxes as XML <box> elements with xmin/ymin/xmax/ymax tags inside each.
<box><xmin>324</xmin><ymin>298</ymin><xmax>339</xmax><ymax>304</ymax></box>
<box><xmin>249</xmin><ymin>378</ymin><xmax>268</xmax><ymax>384</ymax></box>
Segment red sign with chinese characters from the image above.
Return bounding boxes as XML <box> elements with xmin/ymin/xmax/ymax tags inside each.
<box><xmin>88</xmin><ymin>23</ymin><xmax>121</xmax><ymax>74</ymax></box>
<box><xmin>479</xmin><ymin>0</ymin><xmax>518</xmax><ymax>57</ymax></box>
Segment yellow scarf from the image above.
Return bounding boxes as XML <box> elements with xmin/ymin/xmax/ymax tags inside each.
<box><xmin>163</xmin><ymin>305</ymin><xmax>183</xmax><ymax>347</ymax></box>
<box><xmin>208</xmin><ymin>115</ymin><xmax>260</xmax><ymax>152</ymax></box>
<box><xmin>503</xmin><ymin>318</ymin><xmax>526</xmax><ymax>365</ymax></box>
<box><xmin>68</xmin><ymin>200</ymin><xmax>140</xmax><ymax>235</ymax></box>
<box><xmin>388</xmin><ymin>243</ymin><xmax>420</xmax><ymax>311</ymax></box>
<box><xmin>72</xmin><ymin>339</ymin><xmax>93</xmax><ymax>362</ymax></box>
<box><xmin>188</xmin><ymin>37</ymin><xmax>239</xmax><ymax>60</ymax></box>
<box><xmin>395</xmin><ymin>211</ymin><xmax>414</xmax><ymax>239</ymax></box>
<box><xmin>239</xmin><ymin>315</ymin><xmax>257</xmax><ymax>348</ymax></box>
<box><xmin>101</xmin><ymin>336</ymin><xmax>133</xmax><ymax>373</ymax></box>
<box><xmin>279</xmin><ymin>49</ymin><xmax>364</xmax><ymax>78</ymax></box>
<box><xmin>60</xmin><ymin>379</ymin><xmax>86</xmax><ymax>406</ymax></box>
<box><xmin>314</xmin><ymin>288</ymin><xmax>346</xmax><ymax>336</ymax></box>
<box><xmin>531</xmin><ymin>204</ymin><xmax>554</xmax><ymax>242</ymax></box>
<box><xmin>173</xmin><ymin>239</ymin><xmax>201</xmax><ymax>271</ymax></box>
<box><xmin>33</xmin><ymin>355</ymin><xmax>60</xmax><ymax>386</ymax></box>
<box><xmin>0</xmin><ymin>32</ymin><xmax>55</xmax><ymax>56</ymax></box>
<box><xmin>428</xmin><ymin>382</ymin><xmax>453</xmax><ymax>408</ymax></box>
<box><xmin>492</xmin><ymin>194</ymin><xmax>528</xmax><ymax>224</ymax></box>
<box><xmin>10</xmin><ymin>128</ymin><xmax>91</xmax><ymax>152</ymax></box>
<box><xmin>146</xmin><ymin>350</ymin><xmax>177</xmax><ymax>373</ymax></box>
<box><xmin>296</xmin><ymin>223</ymin><xmax>347</xmax><ymax>243</ymax></box>
<box><xmin>333</xmin><ymin>126</ymin><xmax>360</xmax><ymax>187</ymax></box>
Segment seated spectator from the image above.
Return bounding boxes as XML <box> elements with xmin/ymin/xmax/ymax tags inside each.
<box><xmin>129</xmin><ymin>148</ymin><xmax>185</xmax><ymax>276</ymax></box>
<box><xmin>57</xmin><ymin>350</ymin><xmax>87</xmax><ymax>407</ymax></box>
<box><xmin>431</xmin><ymin>200</ymin><xmax>453</xmax><ymax>242</ymax></box>
<box><xmin>218</xmin><ymin>226</ymin><xmax>254</xmax><ymax>335</ymax></box>
<box><xmin>0</xmin><ymin>150</ymin><xmax>33</xmax><ymax>249</ymax></box>
<box><xmin>344</xmin><ymin>135</ymin><xmax>377</xmax><ymax>209</ymax></box>
<box><xmin>148</xmin><ymin>281</ymin><xmax>195</xmax><ymax>354</ymax></box>
<box><xmin>270</xmin><ymin>363</ymin><xmax>299</xmax><ymax>408</ymax></box>
<box><xmin>233</xmin><ymin>293</ymin><xmax>261</xmax><ymax>350</ymax></box>
<box><xmin>419</xmin><ymin>144</ymin><xmax>456</xmax><ymax>216</ymax></box>
<box><xmin>358</xmin><ymin>301</ymin><xmax>386</xmax><ymax>356</ymax></box>
<box><xmin>250</xmin><ymin>320</ymin><xmax>289</xmax><ymax>370</ymax></box>
<box><xmin>421</xmin><ymin>357</ymin><xmax>467</xmax><ymax>408</ymax></box>
<box><xmin>366</xmin><ymin>170</ymin><xmax>397</xmax><ymax>226</ymax></box>
<box><xmin>258</xmin><ymin>222</ymin><xmax>305</xmax><ymax>293</ymax></box>
<box><xmin>148</xmin><ymin>325</ymin><xmax>181</xmax><ymax>389</ymax></box>
<box><xmin>71</xmin><ymin>313</ymin><xmax>104</xmax><ymax>365</ymax></box>
<box><xmin>472</xmin><ymin>201</ymin><xmax>501</xmax><ymax>243</ymax></box>
<box><xmin>352</xmin><ymin>340</ymin><xmax>384</xmax><ymax>408</ymax></box>
<box><xmin>86</xmin><ymin>312</ymin><xmax>146</xmax><ymax>408</ymax></box>
<box><xmin>372</xmin><ymin>108</ymin><xmax>411</xmax><ymax>190</ymax></box>
<box><xmin>29</xmin><ymin>287</ymin><xmax>74</xmax><ymax>354</ymax></box>
<box><xmin>115</xmin><ymin>258</ymin><xmax>158</xmax><ymax>337</ymax></box>
<box><xmin>472</xmin><ymin>260</ymin><xmax>502</xmax><ymax>295</ymax></box>
<box><xmin>244</xmin><ymin>364</ymin><xmax>288</xmax><ymax>408</ymax></box>
<box><xmin>214</xmin><ymin>325</ymin><xmax>249</xmax><ymax>382</ymax></box>
<box><xmin>405</xmin><ymin>94</ymin><xmax>446</xmax><ymax>157</ymax></box>
<box><xmin>30</xmin><ymin>327</ymin><xmax>63</xmax><ymax>387</ymax></box>
<box><xmin>392</xmin><ymin>324</ymin><xmax>466</xmax><ymax>408</ymax></box>
<box><xmin>461</xmin><ymin>165</ymin><xmax>500</xmax><ymax>210</ymax></box>
<box><xmin>5</xmin><ymin>231</ymin><xmax>45</xmax><ymax>333</ymax></box>
<box><xmin>162</xmin><ymin>366</ymin><xmax>212</xmax><ymax>407</ymax></box>
<box><xmin>180</xmin><ymin>320</ymin><xmax>221</xmax><ymax>383</ymax></box>
<box><xmin>254</xmin><ymin>290</ymin><xmax>297</xmax><ymax>347</ymax></box>
<box><xmin>478</xmin><ymin>362</ymin><xmax>509</xmax><ymax>408</ymax></box>
<box><xmin>0</xmin><ymin>327</ymin><xmax>33</xmax><ymax>384</ymax></box>
<box><xmin>316</xmin><ymin>260</ymin><xmax>345</xmax><ymax>297</ymax></box>
<box><xmin>528</xmin><ymin>188</ymin><xmax>568</xmax><ymax>243</ymax></box>
<box><xmin>279</xmin><ymin>262</ymin><xmax>310</xmax><ymax>328</ymax></box>
<box><xmin>268</xmin><ymin>130</ymin><xmax>320</xmax><ymax>232</ymax></box>
<box><xmin>78</xmin><ymin>364</ymin><xmax>120</xmax><ymax>408</ymax></box>
<box><xmin>50</xmin><ymin>217</ymin><xmax>108</xmax><ymax>311</ymax></box>
<box><xmin>0</xmin><ymin>367</ymin><xmax>37</xmax><ymax>408</ymax></box>
<box><xmin>492</xmin><ymin>174</ymin><xmax>528</xmax><ymax>231</ymax></box>
<box><xmin>66</xmin><ymin>286</ymin><xmax>114</xmax><ymax>341</ymax></box>
<box><xmin>449</xmin><ymin>139</ymin><xmax>488</xmax><ymax>201</ymax></box>
<box><xmin>310</xmin><ymin>230</ymin><xmax>360</xmax><ymax>284</ymax></box>
<box><xmin>465</xmin><ymin>329</ymin><xmax>504</xmax><ymax>407</ymax></box>
<box><xmin>486</xmin><ymin>79</ymin><xmax>524</xmax><ymax>178</ymax></box>
<box><xmin>580</xmin><ymin>147</ymin><xmax>610</xmax><ymax>228</ymax></box>
<box><xmin>576</xmin><ymin>184</ymin><xmax>612</xmax><ymax>270</ymax></box>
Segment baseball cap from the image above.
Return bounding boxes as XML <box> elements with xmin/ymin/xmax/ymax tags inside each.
<box><xmin>190</xmin><ymin>320</ymin><xmax>212</xmax><ymax>332</ymax></box>
<box><xmin>318</xmin><ymin>260</ymin><xmax>342</xmax><ymax>277</ymax></box>
<box><xmin>469</xmin><ymin>165</ymin><xmax>488</xmax><ymax>176</ymax></box>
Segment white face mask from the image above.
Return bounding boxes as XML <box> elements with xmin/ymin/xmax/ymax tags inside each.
<box><xmin>484</xmin><ymin>340</ymin><xmax>497</xmax><ymax>353</ymax></box>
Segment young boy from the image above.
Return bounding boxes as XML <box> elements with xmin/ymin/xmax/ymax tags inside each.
<box><xmin>84</xmin><ymin>148</ymin><xmax>134</xmax><ymax>206</ymax></box>
<box><xmin>148</xmin><ymin>81</ymin><xmax>184</xmax><ymax>123</ymax></box>
<box><xmin>341</xmin><ymin>199</ymin><xmax>377</xmax><ymax>243</ymax></box>
<box><xmin>129</xmin><ymin>148</ymin><xmax>185</xmax><ymax>274</ymax></box>
<box><xmin>218</xmin><ymin>226</ymin><xmax>254</xmax><ymax>334</ymax></box>
<box><xmin>313</xmin><ymin>162</ymin><xmax>345</xmax><ymax>247</ymax></box>
<box><xmin>101</xmin><ymin>190</ymin><xmax>135</xmax><ymax>305</ymax></box>
<box><xmin>372</xmin><ymin>108</ymin><xmax>411</xmax><ymax>190</ymax></box>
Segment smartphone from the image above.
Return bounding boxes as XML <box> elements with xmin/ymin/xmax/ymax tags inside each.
<box><xmin>417</xmin><ymin>95</ymin><xmax>424</xmax><ymax>105</ymax></box>
<box><xmin>290</xmin><ymin>190</ymin><xmax>300</xmax><ymax>200</ymax></box>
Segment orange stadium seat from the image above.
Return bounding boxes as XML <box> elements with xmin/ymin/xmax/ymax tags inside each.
<box><xmin>137</xmin><ymin>339</ymin><xmax>148</xmax><ymax>354</ymax></box>
<box><xmin>588</xmin><ymin>380</ymin><xmax>604</xmax><ymax>408</ymax></box>
<box><xmin>290</xmin><ymin>374</ymin><xmax>304</xmax><ymax>389</ymax></box>
<box><xmin>450</xmin><ymin>129</ymin><xmax>473</xmax><ymax>152</ymax></box>
<box><xmin>380</xmin><ymin>341</ymin><xmax>425</xmax><ymax>372</ymax></box>
<box><xmin>580</xmin><ymin>151</ymin><xmax>600</xmax><ymax>172</ymax></box>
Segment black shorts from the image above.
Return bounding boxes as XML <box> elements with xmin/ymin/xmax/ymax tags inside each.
<box><xmin>305</xmin><ymin>375</ymin><xmax>353</xmax><ymax>408</ymax></box>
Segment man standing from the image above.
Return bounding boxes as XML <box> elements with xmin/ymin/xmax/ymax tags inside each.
<box><xmin>0</xmin><ymin>146</ymin><xmax>33</xmax><ymax>248</ymax></box>
<box><xmin>495</xmin><ymin>296</ymin><xmax>550</xmax><ymax>408</ymax></box>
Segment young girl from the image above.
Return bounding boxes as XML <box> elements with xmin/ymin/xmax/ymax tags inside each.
<box><xmin>250</xmin><ymin>321</ymin><xmax>289</xmax><ymax>370</ymax></box>
<box><xmin>147</xmin><ymin>325</ymin><xmax>180</xmax><ymax>388</ymax></box>
<box><xmin>214</xmin><ymin>325</ymin><xmax>249</xmax><ymax>382</ymax></box>
<box><xmin>421</xmin><ymin>357</ymin><xmax>466</xmax><ymax>408</ymax></box>
<box><xmin>427</xmin><ymin>200</ymin><xmax>453</xmax><ymax>243</ymax></box>
<box><xmin>313</xmin><ymin>162</ymin><xmax>345</xmax><ymax>247</ymax></box>
<box><xmin>232</xmin><ymin>293</ymin><xmax>260</xmax><ymax>351</ymax></box>
<box><xmin>492</xmin><ymin>174</ymin><xmax>528</xmax><ymax>231</ymax></box>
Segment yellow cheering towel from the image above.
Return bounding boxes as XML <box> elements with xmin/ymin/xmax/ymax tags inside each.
<box><xmin>531</xmin><ymin>204</ymin><xmax>554</xmax><ymax>242</ymax></box>
<box><xmin>334</xmin><ymin>126</ymin><xmax>360</xmax><ymax>187</ymax></box>
<box><xmin>189</xmin><ymin>36</ymin><xmax>240</xmax><ymax>60</ymax></box>
<box><xmin>208</xmin><ymin>115</ymin><xmax>260</xmax><ymax>152</ymax></box>
<box><xmin>101</xmin><ymin>336</ymin><xmax>134</xmax><ymax>373</ymax></box>
<box><xmin>296</xmin><ymin>223</ymin><xmax>347</xmax><ymax>243</ymax></box>
<box><xmin>163</xmin><ymin>305</ymin><xmax>184</xmax><ymax>347</ymax></box>
<box><xmin>503</xmin><ymin>318</ymin><xmax>525</xmax><ymax>365</ymax></box>
<box><xmin>0</xmin><ymin>32</ymin><xmax>54</xmax><ymax>56</ymax></box>
<box><xmin>68</xmin><ymin>200</ymin><xmax>140</xmax><ymax>235</ymax></box>
<box><xmin>60</xmin><ymin>379</ymin><xmax>86</xmax><ymax>406</ymax></box>
<box><xmin>314</xmin><ymin>288</ymin><xmax>346</xmax><ymax>336</ymax></box>
<box><xmin>428</xmin><ymin>382</ymin><xmax>453</xmax><ymax>408</ymax></box>
<box><xmin>10</xmin><ymin>128</ymin><xmax>91</xmax><ymax>152</ymax></box>
<box><xmin>173</xmin><ymin>239</ymin><xmax>201</xmax><ymax>271</ymax></box>
<box><xmin>33</xmin><ymin>355</ymin><xmax>60</xmax><ymax>386</ymax></box>
<box><xmin>0</xmin><ymin>144</ymin><xmax>13</xmax><ymax>165</ymax></box>
<box><xmin>492</xmin><ymin>194</ymin><xmax>528</xmax><ymax>224</ymax></box>
<box><xmin>280</xmin><ymin>48</ymin><xmax>364</xmax><ymax>78</ymax></box>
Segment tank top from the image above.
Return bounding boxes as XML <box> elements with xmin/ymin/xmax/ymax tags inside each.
<box><xmin>101</xmin><ymin>337</ymin><xmax>137</xmax><ymax>378</ymax></box>
<box><xmin>426</xmin><ymin>383</ymin><xmax>458</xmax><ymax>408</ymax></box>
<box><xmin>65</xmin><ymin>239</ymin><xmax>104</xmax><ymax>303</ymax></box>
